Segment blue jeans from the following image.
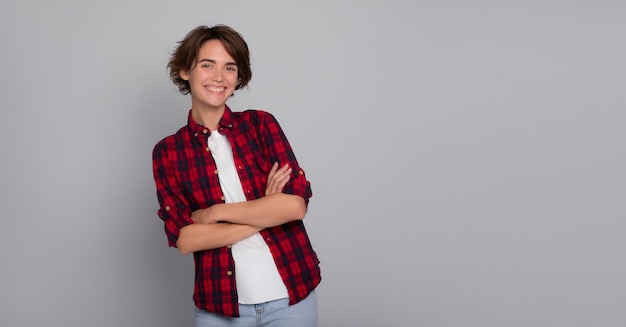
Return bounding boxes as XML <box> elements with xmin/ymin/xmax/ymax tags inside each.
<box><xmin>194</xmin><ymin>291</ymin><xmax>317</xmax><ymax>327</ymax></box>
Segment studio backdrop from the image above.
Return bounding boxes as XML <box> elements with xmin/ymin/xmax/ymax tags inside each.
<box><xmin>1</xmin><ymin>1</ymin><xmax>625</xmax><ymax>326</ymax></box>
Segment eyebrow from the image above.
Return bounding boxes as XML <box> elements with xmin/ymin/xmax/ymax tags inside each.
<box><xmin>198</xmin><ymin>58</ymin><xmax>237</xmax><ymax>66</ymax></box>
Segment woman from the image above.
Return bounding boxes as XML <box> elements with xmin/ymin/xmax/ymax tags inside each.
<box><xmin>152</xmin><ymin>25</ymin><xmax>321</xmax><ymax>326</ymax></box>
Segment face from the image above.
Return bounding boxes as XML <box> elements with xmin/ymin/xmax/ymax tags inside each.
<box><xmin>180</xmin><ymin>39</ymin><xmax>239</xmax><ymax>112</ymax></box>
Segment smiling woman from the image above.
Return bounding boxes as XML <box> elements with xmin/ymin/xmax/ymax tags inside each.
<box><xmin>168</xmin><ymin>25</ymin><xmax>252</xmax><ymax>95</ymax></box>
<box><xmin>151</xmin><ymin>25</ymin><xmax>321</xmax><ymax>327</ymax></box>
<box><xmin>179</xmin><ymin>39</ymin><xmax>241</xmax><ymax>125</ymax></box>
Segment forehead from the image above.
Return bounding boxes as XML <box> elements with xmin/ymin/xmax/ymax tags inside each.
<box><xmin>197</xmin><ymin>39</ymin><xmax>235</xmax><ymax>62</ymax></box>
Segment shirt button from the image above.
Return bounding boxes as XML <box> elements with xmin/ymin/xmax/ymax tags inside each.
<box><xmin>237</xmin><ymin>165</ymin><xmax>242</xmax><ymax>170</ymax></box>
<box><xmin>205</xmin><ymin>147</ymin><xmax>210</xmax><ymax>152</ymax></box>
<box><xmin>220</xmin><ymin>196</ymin><xmax>225</xmax><ymax>201</ymax></box>
<box><xmin>194</xmin><ymin>133</ymin><xmax>198</xmax><ymax>137</ymax></box>
<box><xmin>228</xmin><ymin>124</ymin><xmax>233</xmax><ymax>128</ymax></box>
<box><xmin>227</xmin><ymin>244</ymin><xmax>232</xmax><ymax>248</ymax></box>
<box><xmin>299</xmin><ymin>170</ymin><xmax>304</xmax><ymax>175</ymax></box>
<box><xmin>227</xmin><ymin>271</ymin><xmax>233</xmax><ymax>276</ymax></box>
<box><xmin>214</xmin><ymin>169</ymin><xmax>219</xmax><ymax>174</ymax></box>
<box><xmin>203</xmin><ymin>129</ymin><xmax>208</xmax><ymax>134</ymax></box>
<box><xmin>165</xmin><ymin>206</ymin><xmax>171</xmax><ymax>211</ymax></box>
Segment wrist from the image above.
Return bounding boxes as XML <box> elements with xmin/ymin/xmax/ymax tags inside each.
<box><xmin>208</xmin><ymin>203</ymin><xmax>224</xmax><ymax>223</ymax></box>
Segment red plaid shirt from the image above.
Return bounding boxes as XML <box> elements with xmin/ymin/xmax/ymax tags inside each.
<box><xmin>152</xmin><ymin>106</ymin><xmax>320</xmax><ymax>317</ymax></box>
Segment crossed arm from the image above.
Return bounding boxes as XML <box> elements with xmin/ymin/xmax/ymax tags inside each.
<box><xmin>176</xmin><ymin>163</ymin><xmax>306</xmax><ymax>255</ymax></box>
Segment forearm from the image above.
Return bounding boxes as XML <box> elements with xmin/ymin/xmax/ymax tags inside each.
<box><xmin>209</xmin><ymin>193</ymin><xmax>306</xmax><ymax>228</ymax></box>
<box><xmin>176</xmin><ymin>223</ymin><xmax>262</xmax><ymax>255</ymax></box>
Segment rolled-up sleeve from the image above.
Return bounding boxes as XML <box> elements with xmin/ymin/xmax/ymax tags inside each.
<box><xmin>260</xmin><ymin>112</ymin><xmax>313</xmax><ymax>203</ymax></box>
<box><xmin>152</xmin><ymin>140</ymin><xmax>194</xmax><ymax>247</ymax></box>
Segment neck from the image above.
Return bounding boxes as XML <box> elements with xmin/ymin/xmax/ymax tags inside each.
<box><xmin>191</xmin><ymin>105</ymin><xmax>225</xmax><ymax>131</ymax></box>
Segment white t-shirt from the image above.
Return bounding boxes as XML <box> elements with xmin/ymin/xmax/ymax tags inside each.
<box><xmin>207</xmin><ymin>130</ymin><xmax>289</xmax><ymax>304</ymax></box>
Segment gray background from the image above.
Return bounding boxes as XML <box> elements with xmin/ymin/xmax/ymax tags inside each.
<box><xmin>1</xmin><ymin>1</ymin><xmax>625</xmax><ymax>326</ymax></box>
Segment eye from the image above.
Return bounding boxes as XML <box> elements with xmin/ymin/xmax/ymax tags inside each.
<box><xmin>226</xmin><ymin>66</ymin><xmax>238</xmax><ymax>72</ymax></box>
<box><xmin>201</xmin><ymin>63</ymin><xmax>212</xmax><ymax>69</ymax></box>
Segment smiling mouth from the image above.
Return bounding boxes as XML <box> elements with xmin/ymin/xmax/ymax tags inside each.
<box><xmin>206</xmin><ymin>86</ymin><xmax>226</xmax><ymax>93</ymax></box>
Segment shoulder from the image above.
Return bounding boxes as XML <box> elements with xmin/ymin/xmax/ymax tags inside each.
<box><xmin>230</xmin><ymin>110</ymin><xmax>281</xmax><ymax>134</ymax></box>
<box><xmin>234</xmin><ymin>109</ymin><xmax>275</xmax><ymax>121</ymax></box>
<box><xmin>235</xmin><ymin>109</ymin><xmax>281</xmax><ymax>127</ymax></box>
<box><xmin>152</xmin><ymin>125</ymin><xmax>188</xmax><ymax>157</ymax></box>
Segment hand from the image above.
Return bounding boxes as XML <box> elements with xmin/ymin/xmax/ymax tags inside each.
<box><xmin>191</xmin><ymin>205</ymin><xmax>220</xmax><ymax>224</ymax></box>
<box><xmin>265</xmin><ymin>162</ymin><xmax>291</xmax><ymax>196</ymax></box>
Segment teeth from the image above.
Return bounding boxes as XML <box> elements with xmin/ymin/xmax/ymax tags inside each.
<box><xmin>207</xmin><ymin>86</ymin><xmax>225</xmax><ymax>92</ymax></box>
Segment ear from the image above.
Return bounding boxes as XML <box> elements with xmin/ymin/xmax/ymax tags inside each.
<box><xmin>180</xmin><ymin>70</ymin><xmax>189</xmax><ymax>81</ymax></box>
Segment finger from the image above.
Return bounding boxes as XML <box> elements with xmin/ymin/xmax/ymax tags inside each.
<box><xmin>275</xmin><ymin>168</ymin><xmax>292</xmax><ymax>191</ymax></box>
<box><xmin>278</xmin><ymin>174</ymin><xmax>290</xmax><ymax>189</ymax></box>
<box><xmin>267</xmin><ymin>162</ymin><xmax>279</xmax><ymax>181</ymax></box>
<box><xmin>266</xmin><ymin>180</ymin><xmax>275</xmax><ymax>195</ymax></box>
<box><xmin>266</xmin><ymin>173</ymin><xmax>289</xmax><ymax>195</ymax></box>
<box><xmin>265</xmin><ymin>163</ymin><xmax>279</xmax><ymax>195</ymax></box>
<box><xmin>273</xmin><ymin>165</ymin><xmax>290</xmax><ymax>181</ymax></box>
<box><xmin>277</xmin><ymin>163</ymin><xmax>290</xmax><ymax>174</ymax></box>
<box><xmin>274</xmin><ymin>165</ymin><xmax>290</xmax><ymax>179</ymax></box>
<box><xmin>190</xmin><ymin>209</ymin><xmax>203</xmax><ymax>223</ymax></box>
<box><xmin>266</xmin><ymin>163</ymin><xmax>293</xmax><ymax>195</ymax></box>
<box><xmin>266</xmin><ymin>181</ymin><xmax>277</xmax><ymax>195</ymax></box>
<box><xmin>266</xmin><ymin>163</ymin><xmax>281</xmax><ymax>195</ymax></box>
<box><xmin>272</xmin><ymin>166</ymin><xmax>291</xmax><ymax>187</ymax></box>
<box><xmin>269</xmin><ymin>164</ymin><xmax>288</xmax><ymax>186</ymax></box>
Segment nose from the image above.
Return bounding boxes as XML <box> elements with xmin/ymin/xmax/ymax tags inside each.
<box><xmin>212</xmin><ymin>68</ymin><xmax>224</xmax><ymax>82</ymax></box>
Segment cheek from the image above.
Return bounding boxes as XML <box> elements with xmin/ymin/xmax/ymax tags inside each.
<box><xmin>228</xmin><ymin>75</ymin><xmax>239</xmax><ymax>86</ymax></box>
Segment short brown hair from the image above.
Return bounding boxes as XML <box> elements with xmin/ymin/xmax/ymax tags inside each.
<box><xmin>168</xmin><ymin>25</ymin><xmax>252</xmax><ymax>94</ymax></box>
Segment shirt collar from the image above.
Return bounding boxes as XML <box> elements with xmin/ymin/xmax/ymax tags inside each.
<box><xmin>186</xmin><ymin>105</ymin><xmax>235</xmax><ymax>136</ymax></box>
